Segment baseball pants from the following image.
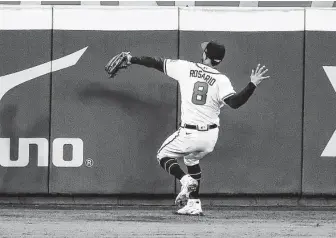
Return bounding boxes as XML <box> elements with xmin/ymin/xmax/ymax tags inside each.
<box><xmin>157</xmin><ymin>126</ymin><xmax>219</xmax><ymax>166</ymax></box>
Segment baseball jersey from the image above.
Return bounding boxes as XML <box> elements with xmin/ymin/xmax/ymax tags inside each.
<box><xmin>164</xmin><ymin>59</ymin><xmax>236</xmax><ymax>126</ymax></box>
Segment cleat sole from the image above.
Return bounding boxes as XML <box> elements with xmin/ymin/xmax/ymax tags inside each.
<box><xmin>173</xmin><ymin>211</ymin><xmax>205</xmax><ymax>216</ymax></box>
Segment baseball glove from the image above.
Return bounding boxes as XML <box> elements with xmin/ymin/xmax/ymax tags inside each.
<box><xmin>104</xmin><ymin>52</ymin><xmax>131</xmax><ymax>78</ymax></box>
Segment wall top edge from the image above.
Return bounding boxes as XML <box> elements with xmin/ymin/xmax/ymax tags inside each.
<box><xmin>52</xmin><ymin>5</ymin><xmax>178</xmax><ymax>10</ymax></box>
<box><xmin>52</xmin><ymin>6</ymin><xmax>178</xmax><ymax>31</ymax></box>
<box><xmin>0</xmin><ymin>5</ymin><xmax>52</xmax><ymax>9</ymax></box>
<box><xmin>0</xmin><ymin>5</ymin><xmax>178</xmax><ymax>9</ymax></box>
<box><xmin>179</xmin><ymin>6</ymin><xmax>306</xmax><ymax>11</ymax></box>
<box><xmin>1</xmin><ymin>5</ymin><xmax>336</xmax><ymax>31</ymax></box>
<box><xmin>306</xmin><ymin>8</ymin><xmax>336</xmax><ymax>11</ymax></box>
<box><xmin>179</xmin><ymin>8</ymin><xmax>304</xmax><ymax>32</ymax></box>
<box><xmin>306</xmin><ymin>9</ymin><xmax>336</xmax><ymax>31</ymax></box>
<box><xmin>1</xmin><ymin>5</ymin><xmax>336</xmax><ymax>11</ymax></box>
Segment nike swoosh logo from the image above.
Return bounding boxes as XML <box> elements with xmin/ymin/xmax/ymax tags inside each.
<box><xmin>0</xmin><ymin>46</ymin><xmax>88</xmax><ymax>102</ymax></box>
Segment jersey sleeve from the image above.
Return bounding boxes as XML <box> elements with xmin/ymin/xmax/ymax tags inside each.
<box><xmin>218</xmin><ymin>75</ymin><xmax>236</xmax><ymax>102</ymax></box>
<box><xmin>163</xmin><ymin>59</ymin><xmax>188</xmax><ymax>81</ymax></box>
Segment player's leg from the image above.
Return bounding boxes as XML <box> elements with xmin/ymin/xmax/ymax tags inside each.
<box><xmin>187</xmin><ymin>163</ymin><xmax>201</xmax><ymax>199</ymax></box>
<box><xmin>156</xmin><ymin>158</ymin><xmax>198</xmax><ymax>207</ymax></box>
<box><xmin>156</xmin><ymin>129</ymin><xmax>186</xmax><ymax>180</ymax></box>
<box><xmin>176</xmin><ymin>128</ymin><xmax>219</xmax><ymax>216</ymax></box>
<box><xmin>184</xmin><ymin>149</ymin><xmax>213</xmax><ymax>196</ymax></box>
<box><xmin>175</xmin><ymin>155</ymin><xmax>205</xmax><ymax>216</ymax></box>
<box><xmin>157</xmin><ymin>157</ymin><xmax>185</xmax><ymax>180</ymax></box>
<box><xmin>156</xmin><ymin>128</ymin><xmax>198</xmax><ymax>205</ymax></box>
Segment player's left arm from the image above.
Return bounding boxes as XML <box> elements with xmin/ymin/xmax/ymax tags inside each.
<box><xmin>128</xmin><ymin>55</ymin><xmax>165</xmax><ymax>73</ymax></box>
<box><xmin>224</xmin><ymin>64</ymin><xmax>270</xmax><ymax>109</ymax></box>
<box><xmin>126</xmin><ymin>54</ymin><xmax>186</xmax><ymax>81</ymax></box>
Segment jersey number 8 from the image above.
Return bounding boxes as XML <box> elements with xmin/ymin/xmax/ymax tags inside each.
<box><xmin>192</xmin><ymin>81</ymin><xmax>208</xmax><ymax>105</ymax></box>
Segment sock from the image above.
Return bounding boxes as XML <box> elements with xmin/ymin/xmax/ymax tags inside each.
<box><xmin>159</xmin><ymin>157</ymin><xmax>185</xmax><ymax>180</ymax></box>
<box><xmin>187</xmin><ymin>164</ymin><xmax>201</xmax><ymax>199</ymax></box>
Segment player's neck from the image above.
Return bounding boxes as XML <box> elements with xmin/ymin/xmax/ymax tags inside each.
<box><xmin>201</xmin><ymin>62</ymin><xmax>215</xmax><ymax>68</ymax></box>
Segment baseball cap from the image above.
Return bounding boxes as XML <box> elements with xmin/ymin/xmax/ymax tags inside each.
<box><xmin>201</xmin><ymin>41</ymin><xmax>225</xmax><ymax>63</ymax></box>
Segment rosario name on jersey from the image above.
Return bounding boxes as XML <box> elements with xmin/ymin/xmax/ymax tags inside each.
<box><xmin>164</xmin><ymin>59</ymin><xmax>236</xmax><ymax>126</ymax></box>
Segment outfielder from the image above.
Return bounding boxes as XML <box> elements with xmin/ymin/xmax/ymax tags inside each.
<box><xmin>105</xmin><ymin>41</ymin><xmax>270</xmax><ymax>216</ymax></box>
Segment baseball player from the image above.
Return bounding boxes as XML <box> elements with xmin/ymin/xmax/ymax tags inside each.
<box><xmin>119</xmin><ymin>41</ymin><xmax>269</xmax><ymax>215</ymax></box>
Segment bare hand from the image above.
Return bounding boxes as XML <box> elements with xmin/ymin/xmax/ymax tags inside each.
<box><xmin>250</xmin><ymin>64</ymin><xmax>270</xmax><ymax>86</ymax></box>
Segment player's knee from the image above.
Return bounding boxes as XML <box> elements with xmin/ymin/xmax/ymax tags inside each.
<box><xmin>156</xmin><ymin>153</ymin><xmax>167</xmax><ymax>164</ymax></box>
<box><xmin>156</xmin><ymin>154</ymin><xmax>163</xmax><ymax>163</ymax></box>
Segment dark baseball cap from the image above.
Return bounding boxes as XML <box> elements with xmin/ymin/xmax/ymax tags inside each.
<box><xmin>201</xmin><ymin>41</ymin><xmax>225</xmax><ymax>63</ymax></box>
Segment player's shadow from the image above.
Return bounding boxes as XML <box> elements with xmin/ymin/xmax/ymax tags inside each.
<box><xmin>77</xmin><ymin>82</ymin><xmax>177</xmax><ymax>191</ymax></box>
<box><xmin>0</xmin><ymin>104</ymin><xmax>49</xmax><ymax>192</ymax></box>
<box><xmin>0</xmin><ymin>104</ymin><xmax>17</xmax><ymax>138</ymax></box>
<box><xmin>77</xmin><ymin>82</ymin><xmax>173</xmax><ymax>111</ymax></box>
<box><xmin>77</xmin><ymin>82</ymin><xmax>176</xmax><ymax>141</ymax></box>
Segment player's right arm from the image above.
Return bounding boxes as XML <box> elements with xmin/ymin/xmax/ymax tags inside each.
<box><xmin>223</xmin><ymin>64</ymin><xmax>269</xmax><ymax>109</ymax></box>
<box><xmin>223</xmin><ymin>82</ymin><xmax>257</xmax><ymax>109</ymax></box>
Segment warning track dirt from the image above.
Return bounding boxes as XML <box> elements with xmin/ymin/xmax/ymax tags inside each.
<box><xmin>0</xmin><ymin>205</ymin><xmax>335</xmax><ymax>238</ymax></box>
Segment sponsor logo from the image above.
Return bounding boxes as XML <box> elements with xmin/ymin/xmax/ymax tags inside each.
<box><xmin>0</xmin><ymin>47</ymin><xmax>88</xmax><ymax>167</ymax></box>
<box><xmin>321</xmin><ymin>66</ymin><xmax>336</xmax><ymax>157</ymax></box>
<box><xmin>0</xmin><ymin>47</ymin><xmax>87</xmax><ymax>101</ymax></box>
<box><xmin>0</xmin><ymin>138</ymin><xmax>84</xmax><ymax>167</ymax></box>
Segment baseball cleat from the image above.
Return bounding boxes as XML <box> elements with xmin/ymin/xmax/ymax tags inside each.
<box><xmin>175</xmin><ymin>199</ymin><xmax>204</xmax><ymax>216</ymax></box>
<box><xmin>175</xmin><ymin>175</ymin><xmax>198</xmax><ymax>206</ymax></box>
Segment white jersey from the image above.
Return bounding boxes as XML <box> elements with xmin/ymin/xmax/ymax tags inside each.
<box><xmin>164</xmin><ymin>59</ymin><xmax>236</xmax><ymax>126</ymax></box>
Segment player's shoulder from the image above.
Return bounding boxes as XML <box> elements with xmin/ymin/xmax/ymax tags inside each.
<box><xmin>165</xmin><ymin>59</ymin><xmax>192</xmax><ymax>67</ymax></box>
<box><xmin>166</xmin><ymin>59</ymin><xmax>189</xmax><ymax>64</ymax></box>
<box><xmin>217</xmin><ymin>73</ymin><xmax>232</xmax><ymax>85</ymax></box>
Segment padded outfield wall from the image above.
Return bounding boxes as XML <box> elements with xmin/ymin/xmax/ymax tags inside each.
<box><xmin>49</xmin><ymin>7</ymin><xmax>178</xmax><ymax>194</ymax></box>
<box><xmin>0</xmin><ymin>5</ymin><xmax>335</xmax><ymax>196</ymax></box>
<box><xmin>0</xmin><ymin>6</ymin><xmax>52</xmax><ymax>193</ymax></box>
<box><xmin>303</xmin><ymin>9</ymin><xmax>336</xmax><ymax>195</ymax></box>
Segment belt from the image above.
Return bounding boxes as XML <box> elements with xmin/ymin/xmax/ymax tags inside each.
<box><xmin>181</xmin><ymin>123</ymin><xmax>218</xmax><ymax>131</ymax></box>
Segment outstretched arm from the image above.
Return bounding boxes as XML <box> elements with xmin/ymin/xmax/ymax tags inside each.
<box><xmin>224</xmin><ymin>82</ymin><xmax>256</xmax><ymax>109</ymax></box>
<box><xmin>129</xmin><ymin>55</ymin><xmax>165</xmax><ymax>73</ymax></box>
<box><xmin>224</xmin><ymin>64</ymin><xmax>269</xmax><ymax>109</ymax></box>
<box><xmin>127</xmin><ymin>54</ymin><xmax>186</xmax><ymax>81</ymax></box>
